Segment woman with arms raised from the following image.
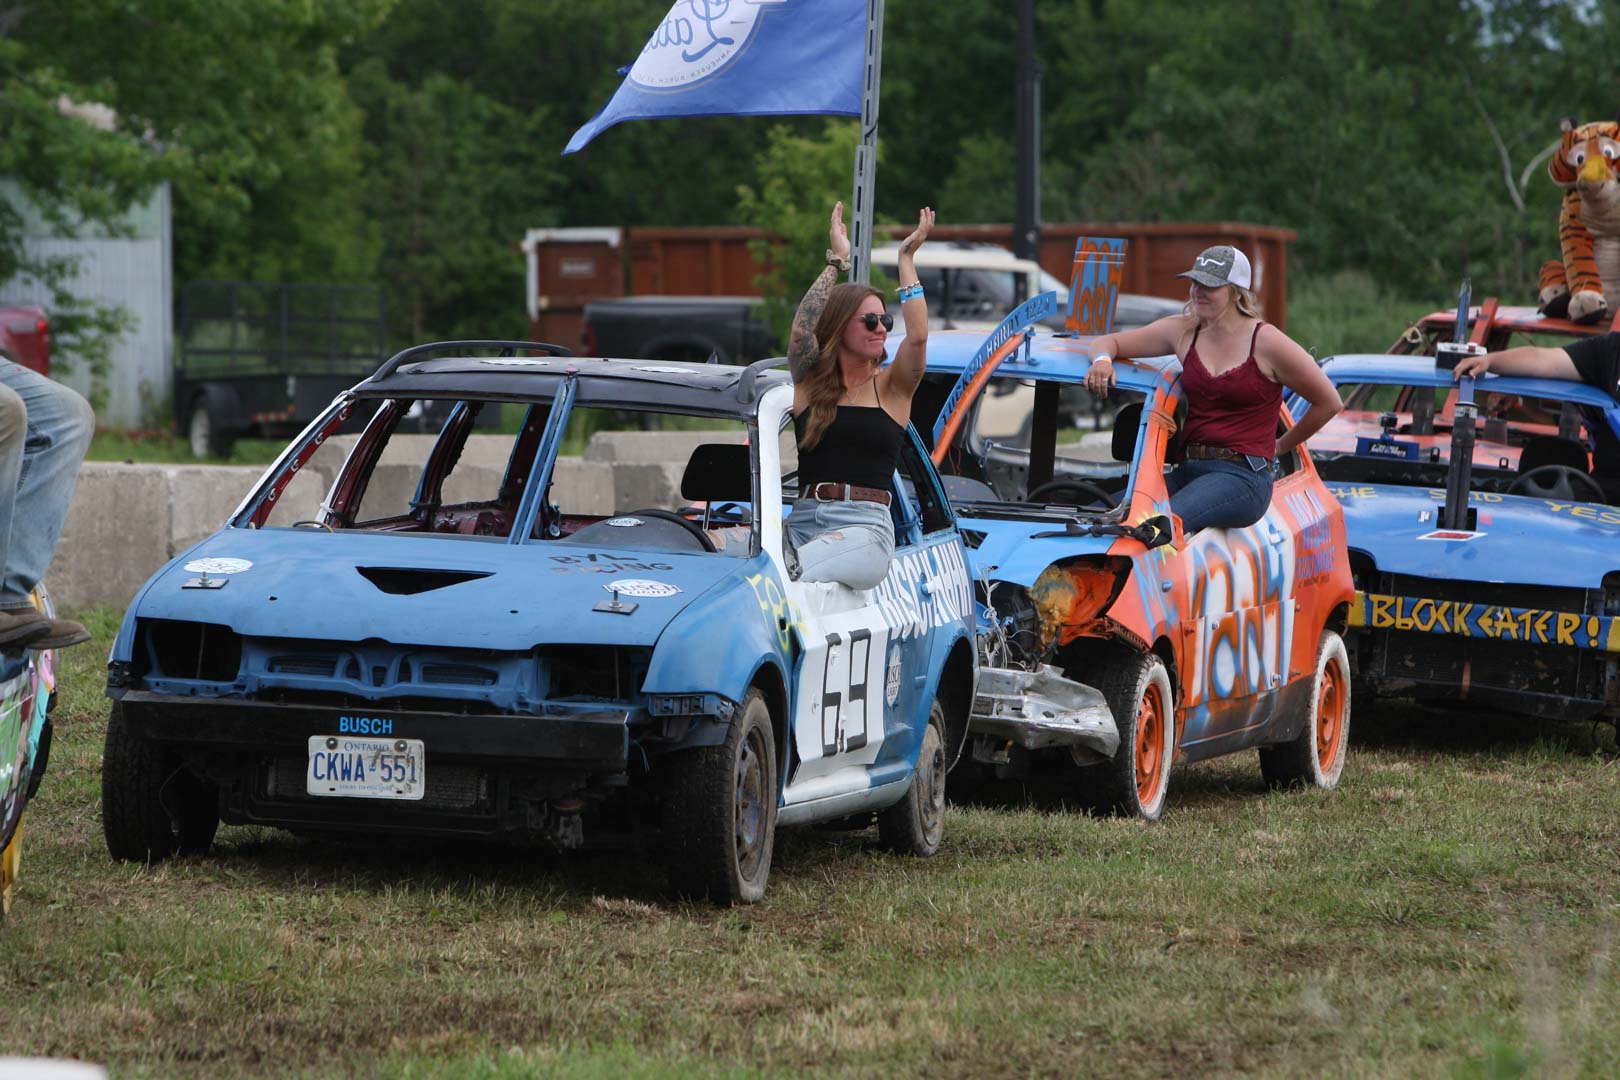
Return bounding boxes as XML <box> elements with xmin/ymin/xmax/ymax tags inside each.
<box><xmin>1084</xmin><ymin>245</ymin><xmax>1342</xmax><ymax>532</ymax></box>
<box><xmin>784</xmin><ymin>201</ymin><xmax>935</xmax><ymax>589</ymax></box>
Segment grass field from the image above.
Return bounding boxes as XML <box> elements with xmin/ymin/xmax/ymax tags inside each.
<box><xmin>3</xmin><ymin>611</ymin><xmax>1617</xmax><ymax>1078</ymax></box>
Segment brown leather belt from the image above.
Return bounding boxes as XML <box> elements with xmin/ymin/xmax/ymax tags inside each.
<box><xmin>808</xmin><ymin>482</ymin><xmax>892</xmax><ymax>506</ymax></box>
<box><xmin>1183</xmin><ymin>443</ymin><xmax>1244</xmax><ymax>462</ymax></box>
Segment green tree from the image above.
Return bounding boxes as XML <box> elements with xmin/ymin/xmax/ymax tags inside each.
<box><xmin>348</xmin><ymin>61</ymin><xmax>562</xmax><ymax>345</ymax></box>
<box><xmin>1</xmin><ymin>0</ymin><xmax>388</xmax><ymax>383</ymax></box>
<box><xmin>736</xmin><ymin>120</ymin><xmax>867</xmax><ymax>342</ymax></box>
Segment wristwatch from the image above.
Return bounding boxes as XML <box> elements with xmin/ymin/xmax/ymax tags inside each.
<box><xmin>826</xmin><ymin>249</ymin><xmax>851</xmax><ymax>274</ymax></box>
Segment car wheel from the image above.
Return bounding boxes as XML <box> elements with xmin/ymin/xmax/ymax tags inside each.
<box><xmin>102</xmin><ymin>703</ymin><xmax>220</xmax><ymax>862</ymax></box>
<box><xmin>1260</xmin><ymin>631</ymin><xmax>1351</xmax><ymax>790</ymax></box>
<box><xmin>186</xmin><ymin>391</ymin><xmax>234</xmax><ymax>459</ymax></box>
<box><xmin>877</xmin><ymin>701</ymin><xmax>946</xmax><ymax>856</ymax></box>
<box><xmin>1076</xmin><ymin>652</ymin><xmax>1174</xmax><ymax>820</ymax></box>
<box><xmin>663</xmin><ymin>689</ymin><xmax>777</xmax><ymax>904</ymax></box>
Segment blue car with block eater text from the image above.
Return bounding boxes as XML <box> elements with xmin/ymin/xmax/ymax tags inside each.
<box><xmin>100</xmin><ymin>341</ymin><xmax>977</xmax><ymax>903</ymax></box>
<box><xmin>1301</xmin><ymin>295</ymin><xmax>1620</xmax><ymax>728</ymax></box>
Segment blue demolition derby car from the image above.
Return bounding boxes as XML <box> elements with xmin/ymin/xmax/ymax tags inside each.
<box><xmin>1303</xmin><ymin>301</ymin><xmax>1620</xmax><ymax>726</ymax></box>
<box><xmin>101</xmin><ymin>342</ymin><xmax>977</xmax><ymax>903</ymax></box>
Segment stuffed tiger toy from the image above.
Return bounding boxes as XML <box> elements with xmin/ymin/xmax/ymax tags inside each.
<box><xmin>1539</xmin><ymin>115</ymin><xmax>1620</xmax><ymax>324</ymax></box>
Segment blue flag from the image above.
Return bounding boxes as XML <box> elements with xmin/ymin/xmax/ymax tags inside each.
<box><xmin>564</xmin><ymin>0</ymin><xmax>867</xmax><ymax>155</ymax></box>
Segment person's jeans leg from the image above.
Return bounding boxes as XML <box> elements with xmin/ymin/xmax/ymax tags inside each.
<box><xmin>1166</xmin><ymin>458</ymin><xmax>1273</xmax><ymax>532</ymax></box>
<box><xmin>786</xmin><ymin>499</ymin><xmax>896</xmax><ymax>590</ymax></box>
<box><xmin>0</xmin><ymin>360</ymin><xmax>95</xmax><ymax>608</ymax></box>
<box><xmin>0</xmin><ymin>380</ymin><xmax>26</xmax><ymax>608</ymax></box>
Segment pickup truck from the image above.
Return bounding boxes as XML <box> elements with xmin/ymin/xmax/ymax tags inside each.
<box><xmin>0</xmin><ymin>306</ymin><xmax>50</xmax><ymax>375</ymax></box>
<box><xmin>578</xmin><ymin>245</ymin><xmax>1181</xmax><ymax>366</ymax></box>
<box><xmin>580</xmin><ymin>295</ymin><xmax>777</xmax><ymax>366</ymax></box>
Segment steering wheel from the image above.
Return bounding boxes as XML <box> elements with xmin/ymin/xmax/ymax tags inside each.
<box><xmin>623</xmin><ymin>508</ymin><xmax>718</xmax><ymax>552</ymax></box>
<box><xmin>677</xmin><ymin>502</ymin><xmax>752</xmax><ymax>524</ymax></box>
<box><xmin>1508</xmin><ymin>465</ymin><xmax>1607</xmax><ymax>504</ymax></box>
<box><xmin>1024</xmin><ymin>478</ymin><xmax>1118</xmax><ymax>509</ymax></box>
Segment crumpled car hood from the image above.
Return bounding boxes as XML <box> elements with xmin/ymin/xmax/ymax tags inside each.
<box><xmin>127</xmin><ymin>528</ymin><xmax>744</xmax><ymax>650</ymax></box>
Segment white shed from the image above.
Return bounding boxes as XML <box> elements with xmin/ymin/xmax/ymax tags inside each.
<box><xmin>0</xmin><ymin>180</ymin><xmax>173</xmax><ymax>429</ymax></box>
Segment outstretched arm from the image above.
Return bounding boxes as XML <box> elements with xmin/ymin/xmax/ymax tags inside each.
<box><xmin>886</xmin><ymin>207</ymin><xmax>936</xmax><ymax>398</ymax></box>
<box><xmin>1452</xmin><ymin>344</ymin><xmax>1580</xmax><ymax>382</ymax></box>
<box><xmin>1083</xmin><ymin>315</ymin><xmax>1195</xmax><ymax>397</ymax></box>
<box><xmin>788</xmin><ymin>202</ymin><xmax>851</xmax><ymax>382</ymax></box>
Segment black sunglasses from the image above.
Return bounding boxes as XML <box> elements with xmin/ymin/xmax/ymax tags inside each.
<box><xmin>855</xmin><ymin>312</ymin><xmax>895</xmax><ymax>332</ymax></box>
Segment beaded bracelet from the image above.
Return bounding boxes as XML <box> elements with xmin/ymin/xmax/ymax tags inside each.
<box><xmin>897</xmin><ymin>283</ymin><xmax>925</xmax><ymax>303</ymax></box>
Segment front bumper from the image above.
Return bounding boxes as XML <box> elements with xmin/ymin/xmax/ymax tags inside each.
<box><xmin>968</xmin><ymin>665</ymin><xmax>1119</xmax><ymax>760</ymax></box>
<box><xmin>1347</xmin><ymin>591</ymin><xmax>1619</xmax><ymax>718</ymax></box>
<box><xmin>1349</xmin><ymin>591</ymin><xmax>1620</xmax><ymax>653</ymax></box>
<box><xmin>121</xmin><ymin>690</ymin><xmax>630</xmax><ymax>767</ymax></box>
<box><xmin>120</xmin><ymin>691</ymin><xmax>633</xmax><ymax>838</ymax></box>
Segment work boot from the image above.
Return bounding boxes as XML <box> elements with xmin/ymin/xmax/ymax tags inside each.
<box><xmin>0</xmin><ymin>608</ymin><xmax>49</xmax><ymax>648</ymax></box>
<box><xmin>26</xmin><ymin>617</ymin><xmax>92</xmax><ymax>650</ymax></box>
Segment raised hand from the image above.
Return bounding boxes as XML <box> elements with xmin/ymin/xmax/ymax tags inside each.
<box><xmin>829</xmin><ymin>201</ymin><xmax>850</xmax><ymax>260</ymax></box>
<box><xmin>899</xmin><ymin>207</ymin><xmax>935</xmax><ymax>255</ymax></box>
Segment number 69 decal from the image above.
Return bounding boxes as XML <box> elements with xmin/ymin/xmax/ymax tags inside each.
<box><xmin>821</xmin><ymin>628</ymin><xmax>873</xmax><ymax>756</ymax></box>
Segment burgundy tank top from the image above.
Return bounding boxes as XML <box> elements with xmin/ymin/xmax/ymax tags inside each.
<box><xmin>1179</xmin><ymin>322</ymin><xmax>1282</xmax><ymax>458</ymax></box>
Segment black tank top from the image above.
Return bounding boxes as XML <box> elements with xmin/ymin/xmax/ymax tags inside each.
<box><xmin>794</xmin><ymin>405</ymin><xmax>906</xmax><ymax>492</ymax></box>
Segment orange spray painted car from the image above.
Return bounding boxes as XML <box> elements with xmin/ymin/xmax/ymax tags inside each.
<box><xmin>900</xmin><ymin>239</ymin><xmax>1356</xmax><ymax>818</ymax></box>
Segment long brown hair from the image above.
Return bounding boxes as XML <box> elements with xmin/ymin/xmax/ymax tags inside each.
<box><xmin>799</xmin><ymin>283</ymin><xmax>885</xmax><ymax>450</ymax></box>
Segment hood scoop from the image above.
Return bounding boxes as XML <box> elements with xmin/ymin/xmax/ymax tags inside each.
<box><xmin>357</xmin><ymin>566</ymin><xmax>492</xmax><ymax>595</ymax></box>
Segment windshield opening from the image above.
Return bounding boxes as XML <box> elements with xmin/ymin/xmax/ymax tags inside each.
<box><xmin>241</xmin><ymin>397</ymin><xmax>757</xmax><ymax>556</ymax></box>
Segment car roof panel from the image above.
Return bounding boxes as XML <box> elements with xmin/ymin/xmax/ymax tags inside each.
<box><xmin>351</xmin><ymin>354</ymin><xmax>792</xmax><ymax>415</ymax></box>
<box><xmin>1320</xmin><ymin>353</ymin><xmax>1620</xmax><ymax>408</ymax></box>
<box><xmin>896</xmin><ymin>328</ymin><xmax>1178</xmax><ymax>391</ymax></box>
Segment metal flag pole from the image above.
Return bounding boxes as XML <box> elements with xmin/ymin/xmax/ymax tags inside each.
<box><xmin>849</xmin><ymin>0</ymin><xmax>885</xmax><ymax>286</ymax></box>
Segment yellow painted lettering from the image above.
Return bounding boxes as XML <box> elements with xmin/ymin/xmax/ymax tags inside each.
<box><xmin>1454</xmin><ymin>603</ymin><xmax>1474</xmax><ymax>636</ymax></box>
<box><xmin>1370</xmin><ymin>594</ymin><xmax>1397</xmax><ymax>630</ymax></box>
<box><xmin>1411</xmin><ymin>598</ymin><xmax>1439</xmax><ymax>633</ymax></box>
<box><xmin>1394</xmin><ymin>599</ymin><xmax>1415</xmax><ymax>631</ymax></box>
<box><xmin>1556</xmin><ymin>612</ymin><xmax>1580</xmax><ymax>646</ymax></box>
<box><xmin>1531</xmin><ymin>609</ymin><xmax>1551</xmax><ymax>644</ymax></box>
<box><xmin>1572</xmin><ymin>505</ymin><xmax>1598</xmax><ymax>520</ymax></box>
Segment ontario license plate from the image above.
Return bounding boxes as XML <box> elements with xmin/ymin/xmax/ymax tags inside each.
<box><xmin>306</xmin><ymin>735</ymin><xmax>426</xmax><ymax>800</ymax></box>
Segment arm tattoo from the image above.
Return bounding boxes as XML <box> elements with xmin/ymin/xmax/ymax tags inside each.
<box><xmin>788</xmin><ymin>264</ymin><xmax>838</xmax><ymax>381</ymax></box>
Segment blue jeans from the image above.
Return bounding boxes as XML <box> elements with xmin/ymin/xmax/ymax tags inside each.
<box><xmin>1166</xmin><ymin>456</ymin><xmax>1274</xmax><ymax>532</ymax></box>
<box><xmin>0</xmin><ymin>360</ymin><xmax>94</xmax><ymax>609</ymax></box>
<box><xmin>786</xmin><ymin>498</ymin><xmax>895</xmax><ymax>590</ymax></box>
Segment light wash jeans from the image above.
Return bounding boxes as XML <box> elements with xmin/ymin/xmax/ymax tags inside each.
<box><xmin>0</xmin><ymin>360</ymin><xmax>94</xmax><ymax>610</ymax></box>
<box><xmin>1166</xmin><ymin>456</ymin><xmax>1274</xmax><ymax>532</ymax></box>
<box><xmin>786</xmin><ymin>497</ymin><xmax>895</xmax><ymax>590</ymax></box>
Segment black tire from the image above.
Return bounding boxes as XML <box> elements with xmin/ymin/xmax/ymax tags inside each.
<box><xmin>1074</xmin><ymin>652</ymin><xmax>1174</xmax><ymax>820</ymax></box>
<box><xmin>186</xmin><ymin>390</ymin><xmax>234</xmax><ymax>459</ymax></box>
<box><xmin>877</xmin><ymin>702</ymin><xmax>947</xmax><ymax>856</ymax></box>
<box><xmin>663</xmin><ymin>689</ymin><xmax>777</xmax><ymax>904</ymax></box>
<box><xmin>102</xmin><ymin>703</ymin><xmax>219</xmax><ymax>862</ymax></box>
<box><xmin>1260</xmin><ymin>631</ymin><xmax>1351</xmax><ymax>790</ymax></box>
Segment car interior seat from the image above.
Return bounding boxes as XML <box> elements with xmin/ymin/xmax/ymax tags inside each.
<box><xmin>1516</xmin><ymin>434</ymin><xmax>1589</xmax><ymax>477</ymax></box>
<box><xmin>679</xmin><ymin>442</ymin><xmax>753</xmax><ymax>526</ymax></box>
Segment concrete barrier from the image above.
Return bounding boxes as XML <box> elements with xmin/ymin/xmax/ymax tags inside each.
<box><xmin>47</xmin><ymin>438</ymin><xmax>655</xmax><ymax>612</ymax></box>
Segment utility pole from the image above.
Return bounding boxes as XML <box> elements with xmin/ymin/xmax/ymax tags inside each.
<box><xmin>1013</xmin><ymin>0</ymin><xmax>1041</xmax><ymax>297</ymax></box>
<box><xmin>849</xmin><ymin>0</ymin><xmax>886</xmax><ymax>285</ymax></box>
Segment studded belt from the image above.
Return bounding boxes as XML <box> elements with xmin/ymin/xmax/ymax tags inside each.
<box><xmin>808</xmin><ymin>482</ymin><xmax>892</xmax><ymax>506</ymax></box>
